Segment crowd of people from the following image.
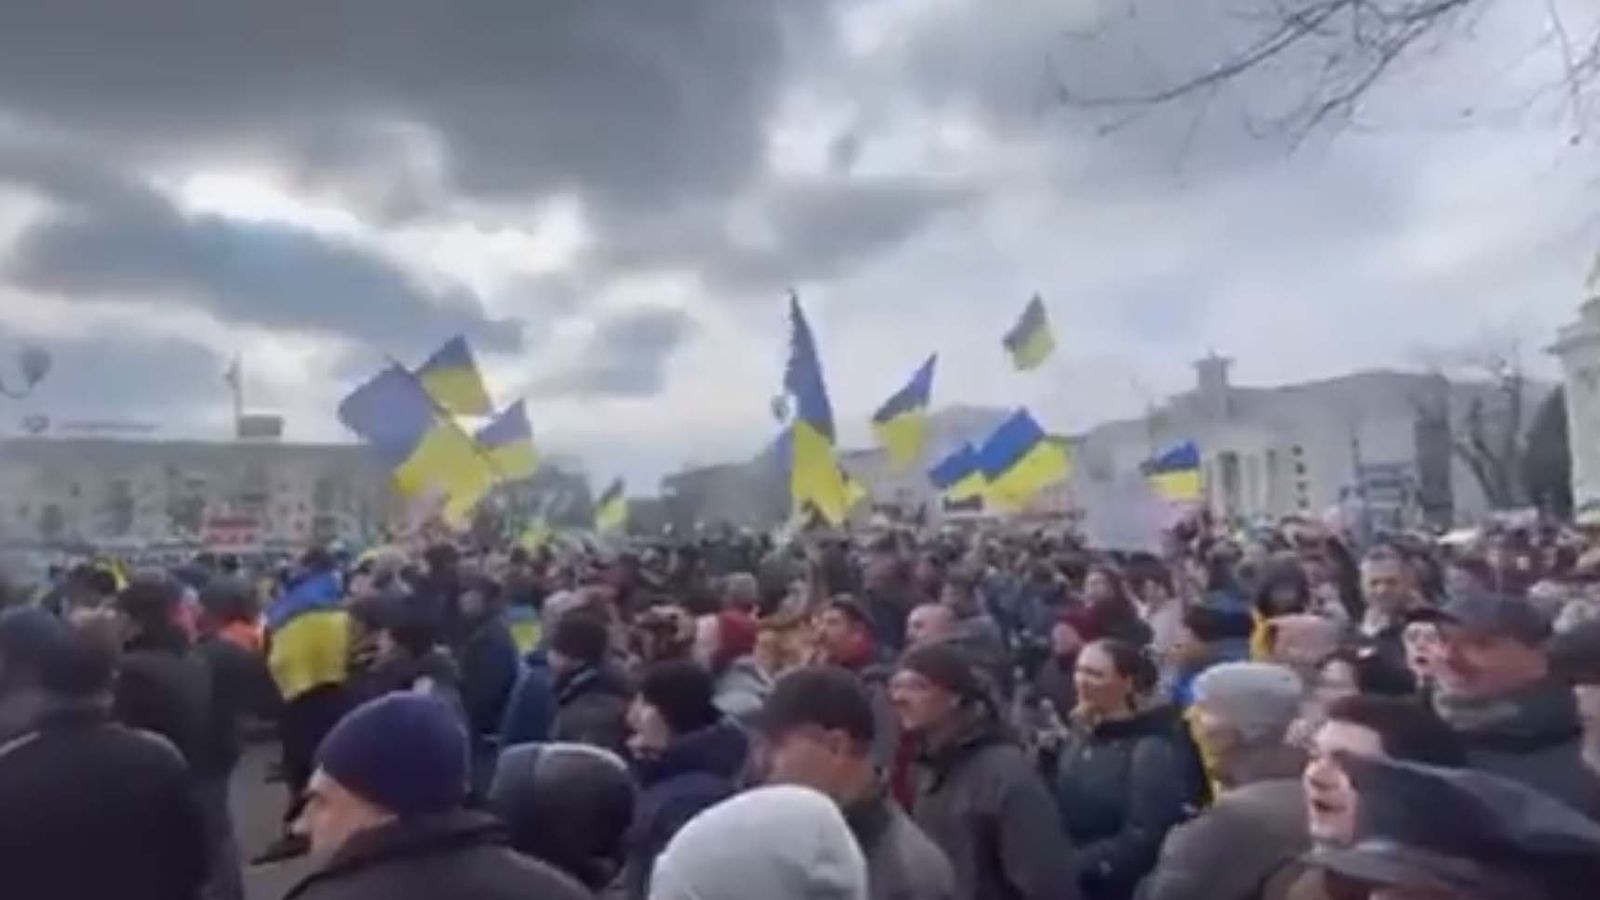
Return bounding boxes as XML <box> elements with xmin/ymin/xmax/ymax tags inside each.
<box><xmin>1</xmin><ymin>509</ymin><xmax>1599</xmax><ymax>900</ymax></box>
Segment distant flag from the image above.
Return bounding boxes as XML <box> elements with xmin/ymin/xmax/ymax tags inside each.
<box><xmin>1143</xmin><ymin>441</ymin><xmax>1203</xmax><ymax>502</ymax></box>
<box><xmin>976</xmin><ymin>408</ymin><xmax>1071</xmax><ymax>510</ymax></box>
<box><xmin>475</xmin><ymin>400</ymin><xmax>540</xmax><ymax>482</ymax></box>
<box><xmin>871</xmin><ymin>354</ymin><xmax>937</xmax><ymax>470</ymax></box>
<box><xmin>415</xmin><ymin>336</ymin><xmax>493</xmax><ymax>417</ymax></box>
<box><xmin>928</xmin><ymin>443</ymin><xmax>987</xmax><ymax>501</ymax></box>
<box><xmin>222</xmin><ymin>356</ymin><xmax>241</xmax><ymax>393</ymax></box>
<box><xmin>519</xmin><ymin>518</ymin><xmax>553</xmax><ymax>552</ymax></box>
<box><xmin>338</xmin><ymin>365</ymin><xmax>496</xmax><ymax>525</ymax></box>
<box><xmin>1003</xmin><ymin>295</ymin><xmax>1056</xmax><ymax>371</ymax></box>
<box><xmin>595</xmin><ymin>478</ymin><xmax>628</xmax><ymax>534</ymax></box>
<box><xmin>782</xmin><ymin>294</ymin><xmax>851</xmax><ymax>525</ymax></box>
<box><xmin>843</xmin><ymin>472</ymin><xmax>870</xmax><ymax>512</ymax></box>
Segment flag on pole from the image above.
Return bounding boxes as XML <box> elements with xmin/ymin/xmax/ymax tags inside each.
<box><xmin>976</xmin><ymin>409</ymin><xmax>1071</xmax><ymax>510</ymax></box>
<box><xmin>415</xmin><ymin>336</ymin><xmax>494</xmax><ymax>417</ymax></box>
<box><xmin>871</xmin><ymin>354</ymin><xmax>937</xmax><ymax>470</ymax></box>
<box><xmin>928</xmin><ymin>443</ymin><xmax>987</xmax><ymax>501</ymax></box>
<box><xmin>475</xmin><ymin>400</ymin><xmax>540</xmax><ymax>481</ymax></box>
<box><xmin>1143</xmin><ymin>441</ymin><xmax>1203</xmax><ymax>502</ymax></box>
<box><xmin>783</xmin><ymin>294</ymin><xmax>851</xmax><ymax>525</ymax></box>
<box><xmin>1003</xmin><ymin>296</ymin><xmax>1055</xmax><ymax>371</ymax></box>
<box><xmin>338</xmin><ymin>365</ymin><xmax>496</xmax><ymax>525</ymax></box>
<box><xmin>595</xmin><ymin>478</ymin><xmax>628</xmax><ymax>533</ymax></box>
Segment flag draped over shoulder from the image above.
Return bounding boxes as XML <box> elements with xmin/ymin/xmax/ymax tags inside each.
<box><xmin>1143</xmin><ymin>440</ymin><xmax>1203</xmax><ymax>501</ymax></box>
<box><xmin>1003</xmin><ymin>296</ymin><xmax>1055</xmax><ymax>371</ymax></box>
<box><xmin>928</xmin><ymin>443</ymin><xmax>987</xmax><ymax>501</ymax></box>
<box><xmin>338</xmin><ymin>365</ymin><xmax>495</xmax><ymax>525</ymax></box>
<box><xmin>872</xmin><ymin>354</ymin><xmax>937</xmax><ymax>470</ymax></box>
<box><xmin>595</xmin><ymin>478</ymin><xmax>628</xmax><ymax>533</ymax></box>
<box><xmin>783</xmin><ymin>296</ymin><xmax>851</xmax><ymax>525</ymax></box>
<box><xmin>976</xmin><ymin>409</ymin><xmax>1071</xmax><ymax>510</ymax></box>
<box><xmin>475</xmin><ymin>400</ymin><xmax>540</xmax><ymax>481</ymax></box>
<box><xmin>416</xmin><ymin>336</ymin><xmax>493</xmax><ymax>417</ymax></box>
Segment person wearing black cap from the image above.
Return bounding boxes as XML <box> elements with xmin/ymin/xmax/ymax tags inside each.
<box><xmin>1429</xmin><ymin>591</ymin><xmax>1600</xmax><ymax>818</ymax></box>
<box><xmin>763</xmin><ymin>666</ymin><xmax>956</xmax><ymax>900</ymax></box>
<box><xmin>622</xmin><ymin>659</ymin><xmax>749</xmax><ymax>900</ymax></box>
<box><xmin>0</xmin><ymin>607</ymin><xmax>207</xmax><ymax>900</ymax></box>
<box><xmin>285</xmin><ymin>693</ymin><xmax>589</xmax><ymax>900</ymax></box>
<box><xmin>489</xmin><ymin>742</ymin><xmax>637</xmax><ymax>893</ymax></box>
<box><xmin>1312</xmin><ymin>753</ymin><xmax>1600</xmax><ymax>900</ymax></box>
<box><xmin>891</xmin><ymin>641</ymin><xmax>1078</xmax><ymax>900</ymax></box>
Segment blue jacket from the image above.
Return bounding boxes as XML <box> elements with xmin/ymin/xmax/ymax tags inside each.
<box><xmin>624</xmin><ymin>720</ymin><xmax>750</xmax><ymax>900</ymax></box>
<box><xmin>499</xmin><ymin>651</ymin><xmax>556</xmax><ymax>750</ymax></box>
<box><xmin>459</xmin><ymin>616</ymin><xmax>520</xmax><ymax>741</ymax></box>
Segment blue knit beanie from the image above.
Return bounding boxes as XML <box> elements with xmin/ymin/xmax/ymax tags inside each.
<box><xmin>315</xmin><ymin>693</ymin><xmax>468</xmax><ymax>817</ymax></box>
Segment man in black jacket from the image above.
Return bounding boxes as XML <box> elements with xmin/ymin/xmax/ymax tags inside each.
<box><xmin>286</xmin><ymin>692</ymin><xmax>589</xmax><ymax>900</ymax></box>
<box><xmin>0</xmin><ymin>606</ymin><xmax>207</xmax><ymax>900</ymax></box>
<box><xmin>548</xmin><ymin>612</ymin><xmax>631</xmax><ymax>756</ymax></box>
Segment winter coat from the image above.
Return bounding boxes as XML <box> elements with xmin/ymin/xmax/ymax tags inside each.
<box><xmin>844</xmin><ymin>779</ymin><xmax>957</xmax><ymax>900</ymax></box>
<box><xmin>552</xmin><ymin>664</ymin><xmax>633</xmax><ymax>758</ymax></box>
<box><xmin>712</xmin><ymin>656</ymin><xmax>773</xmax><ymax>726</ymax></box>
<box><xmin>624</xmin><ymin>719</ymin><xmax>750</xmax><ymax>900</ymax></box>
<box><xmin>458</xmin><ymin>614</ymin><xmax>520</xmax><ymax>741</ymax></box>
<box><xmin>1033</xmin><ymin>654</ymin><xmax>1077</xmax><ymax>724</ymax></box>
<box><xmin>284</xmin><ymin>810</ymin><xmax>592</xmax><ymax>900</ymax></box>
<box><xmin>1137</xmin><ymin>755</ymin><xmax>1308</xmax><ymax>900</ymax></box>
<box><xmin>0</xmin><ymin>704</ymin><xmax>208</xmax><ymax>900</ymax></box>
<box><xmin>910</xmin><ymin>707</ymin><xmax>1079</xmax><ymax>900</ymax></box>
<box><xmin>357</xmin><ymin>647</ymin><xmax>466</xmax><ymax>718</ymax></box>
<box><xmin>194</xmin><ymin>632</ymin><xmax>279</xmax><ymax>778</ymax></box>
<box><xmin>1434</xmin><ymin>678</ymin><xmax>1600</xmax><ymax>819</ymax></box>
<box><xmin>114</xmin><ymin>635</ymin><xmax>213</xmax><ymax>769</ymax></box>
<box><xmin>500</xmin><ymin>650</ymin><xmax>556</xmax><ymax>749</ymax></box>
<box><xmin>1054</xmin><ymin>710</ymin><xmax>1194</xmax><ymax>900</ymax></box>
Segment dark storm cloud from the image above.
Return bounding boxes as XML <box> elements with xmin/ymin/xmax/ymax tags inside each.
<box><xmin>0</xmin><ymin>145</ymin><xmax>519</xmax><ymax>355</ymax></box>
<box><xmin>0</xmin><ymin>3</ymin><xmax>834</xmax><ymax>218</ymax></box>
<box><xmin>0</xmin><ymin>324</ymin><xmax>224</xmax><ymax>421</ymax></box>
<box><xmin>531</xmin><ymin>307</ymin><xmax>694</xmax><ymax>399</ymax></box>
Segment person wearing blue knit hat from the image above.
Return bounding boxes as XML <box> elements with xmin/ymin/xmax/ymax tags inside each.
<box><xmin>285</xmin><ymin>692</ymin><xmax>589</xmax><ymax>900</ymax></box>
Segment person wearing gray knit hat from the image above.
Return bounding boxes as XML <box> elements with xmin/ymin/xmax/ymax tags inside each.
<box><xmin>1141</xmin><ymin>662</ymin><xmax>1311</xmax><ymax>900</ymax></box>
<box><xmin>649</xmin><ymin>785</ymin><xmax>868</xmax><ymax>900</ymax></box>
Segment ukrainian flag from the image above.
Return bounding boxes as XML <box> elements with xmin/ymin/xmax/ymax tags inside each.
<box><xmin>338</xmin><ymin>365</ymin><xmax>496</xmax><ymax>525</ymax></box>
<box><xmin>416</xmin><ymin>336</ymin><xmax>494</xmax><ymax>417</ymax></box>
<box><xmin>595</xmin><ymin>478</ymin><xmax>628</xmax><ymax>534</ymax></box>
<box><xmin>1144</xmin><ymin>441</ymin><xmax>1203</xmax><ymax>502</ymax></box>
<box><xmin>783</xmin><ymin>295</ymin><xmax>851</xmax><ymax>525</ymax></box>
<box><xmin>476</xmin><ymin>400</ymin><xmax>540</xmax><ymax>482</ymax></box>
<box><xmin>1003</xmin><ymin>296</ymin><xmax>1055</xmax><ymax>371</ymax></box>
<box><xmin>520</xmin><ymin>518</ymin><xmax>553</xmax><ymax>551</ymax></box>
<box><xmin>928</xmin><ymin>443</ymin><xmax>987</xmax><ymax>501</ymax></box>
<box><xmin>872</xmin><ymin>355</ymin><xmax>937</xmax><ymax>470</ymax></box>
<box><xmin>976</xmin><ymin>409</ymin><xmax>1071</xmax><ymax>510</ymax></box>
<box><xmin>264</xmin><ymin>571</ymin><xmax>350</xmax><ymax>703</ymax></box>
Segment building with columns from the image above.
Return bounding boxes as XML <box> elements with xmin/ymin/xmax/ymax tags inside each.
<box><xmin>1552</xmin><ymin>298</ymin><xmax>1600</xmax><ymax>518</ymax></box>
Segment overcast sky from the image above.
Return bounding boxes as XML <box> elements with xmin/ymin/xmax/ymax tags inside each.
<box><xmin>0</xmin><ymin>0</ymin><xmax>1595</xmax><ymax>488</ymax></box>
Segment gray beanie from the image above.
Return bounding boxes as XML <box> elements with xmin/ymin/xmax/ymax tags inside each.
<box><xmin>649</xmin><ymin>786</ymin><xmax>867</xmax><ymax>900</ymax></box>
<box><xmin>1192</xmin><ymin>662</ymin><xmax>1304</xmax><ymax>744</ymax></box>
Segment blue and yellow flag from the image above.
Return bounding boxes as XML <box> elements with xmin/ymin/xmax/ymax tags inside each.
<box><xmin>338</xmin><ymin>365</ymin><xmax>496</xmax><ymax>525</ymax></box>
<box><xmin>872</xmin><ymin>355</ymin><xmax>937</xmax><ymax>470</ymax></box>
<box><xmin>783</xmin><ymin>295</ymin><xmax>851</xmax><ymax>525</ymax></box>
<box><xmin>416</xmin><ymin>336</ymin><xmax>493</xmax><ymax>417</ymax></box>
<box><xmin>928</xmin><ymin>443</ymin><xmax>987</xmax><ymax>501</ymax></box>
<box><xmin>595</xmin><ymin>478</ymin><xmax>628</xmax><ymax>534</ymax></box>
<box><xmin>1003</xmin><ymin>296</ymin><xmax>1055</xmax><ymax>371</ymax></box>
<box><xmin>1144</xmin><ymin>441</ymin><xmax>1203</xmax><ymax>502</ymax></box>
<box><xmin>976</xmin><ymin>409</ymin><xmax>1071</xmax><ymax>510</ymax></box>
<box><xmin>476</xmin><ymin>400</ymin><xmax>540</xmax><ymax>482</ymax></box>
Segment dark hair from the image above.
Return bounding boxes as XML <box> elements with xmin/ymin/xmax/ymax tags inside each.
<box><xmin>1323</xmin><ymin>695</ymin><xmax>1466</xmax><ymax>767</ymax></box>
<box><xmin>1254</xmin><ymin>557</ymin><xmax>1312</xmax><ymax>617</ymax></box>
<box><xmin>1323</xmin><ymin>646</ymin><xmax>1417</xmax><ymax>697</ymax></box>
<box><xmin>1122</xmin><ymin>554</ymin><xmax>1173</xmax><ymax>596</ymax></box>
<box><xmin>550</xmin><ymin>612</ymin><xmax>611</xmax><ymax>667</ymax></box>
<box><xmin>761</xmin><ymin>666</ymin><xmax>876</xmax><ymax>748</ymax></box>
<box><xmin>825</xmin><ymin>598</ymin><xmax>874</xmax><ymax>633</ymax></box>
<box><xmin>638</xmin><ymin>660</ymin><xmax>720</xmax><ymax>735</ymax></box>
<box><xmin>115</xmin><ymin>574</ymin><xmax>188</xmax><ymax>650</ymax></box>
<box><xmin>1085</xmin><ymin>638</ymin><xmax>1160</xmax><ymax>696</ymax></box>
<box><xmin>301</xmin><ymin>546</ymin><xmax>336</xmax><ymax>574</ymax></box>
<box><xmin>381</xmin><ymin>603</ymin><xmax>441</xmax><ymax>658</ymax></box>
<box><xmin>198</xmin><ymin>576</ymin><xmax>258</xmax><ymax>625</ymax></box>
<box><xmin>1182</xmin><ymin>604</ymin><xmax>1255</xmax><ymax>643</ymax></box>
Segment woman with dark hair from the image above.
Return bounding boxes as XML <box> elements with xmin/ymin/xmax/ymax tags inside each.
<box><xmin>1082</xmin><ymin>565</ymin><xmax>1153</xmax><ymax>648</ymax></box>
<box><xmin>1055</xmin><ymin>639</ymin><xmax>1196</xmax><ymax>900</ymax></box>
<box><xmin>1254</xmin><ymin>557</ymin><xmax>1312</xmax><ymax>619</ymax></box>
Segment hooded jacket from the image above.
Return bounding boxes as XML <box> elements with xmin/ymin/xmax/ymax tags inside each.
<box><xmin>1433</xmin><ymin>677</ymin><xmax>1600</xmax><ymax>819</ymax></box>
<box><xmin>284</xmin><ymin>810</ymin><xmax>591</xmax><ymax>900</ymax></box>
<box><xmin>625</xmin><ymin>719</ymin><xmax>750</xmax><ymax>900</ymax></box>
<box><xmin>552</xmin><ymin>663</ymin><xmax>633</xmax><ymax>757</ymax></box>
<box><xmin>499</xmin><ymin>649</ymin><xmax>557</xmax><ymax>749</ymax></box>
<box><xmin>910</xmin><ymin>705</ymin><xmax>1079</xmax><ymax>900</ymax></box>
<box><xmin>712</xmin><ymin>656</ymin><xmax>773</xmax><ymax>726</ymax></box>
<box><xmin>1054</xmin><ymin>709</ymin><xmax>1194</xmax><ymax>900</ymax></box>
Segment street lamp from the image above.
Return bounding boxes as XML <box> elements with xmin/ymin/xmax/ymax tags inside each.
<box><xmin>0</xmin><ymin>345</ymin><xmax>50</xmax><ymax>399</ymax></box>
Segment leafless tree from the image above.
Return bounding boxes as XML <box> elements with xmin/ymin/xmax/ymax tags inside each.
<box><xmin>1411</xmin><ymin>339</ymin><xmax>1534</xmax><ymax>510</ymax></box>
<box><xmin>1059</xmin><ymin>0</ymin><xmax>1600</xmax><ymax>142</ymax></box>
